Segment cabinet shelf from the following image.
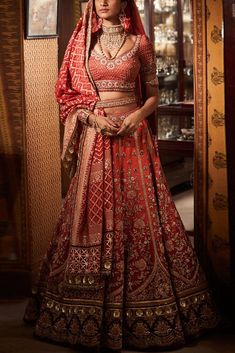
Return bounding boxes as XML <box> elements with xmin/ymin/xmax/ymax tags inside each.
<box><xmin>158</xmin><ymin>73</ymin><xmax>178</xmax><ymax>78</ymax></box>
<box><xmin>155</xmin><ymin>40</ymin><xmax>178</xmax><ymax>44</ymax></box>
<box><xmin>156</xmin><ymin>102</ymin><xmax>194</xmax><ymax>157</ymax></box>
<box><xmin>157</xmin><ymin>102</ymin><xmax>194</xmax><ymax>113</ymax></box>
<box><xmin>154</xmin><ymin>10</ymin><xmax>177</xmax><ymax>14</ymax></box>
<box><xmin>158</xmin><ymin>140</ymin><xmax>194</xmax><ymax>157</ymax></box>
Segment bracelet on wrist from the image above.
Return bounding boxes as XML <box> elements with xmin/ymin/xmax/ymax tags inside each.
<box><xmin>77</xmin><ymin>109</ymin><xmax>92</xmax><ymax>126</ymax></box>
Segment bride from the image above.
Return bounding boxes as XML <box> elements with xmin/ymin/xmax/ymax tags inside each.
<box><xmin>24</xmin><ymin>0</ymin><xmax>219</xmax><ymax>351</ymax></box>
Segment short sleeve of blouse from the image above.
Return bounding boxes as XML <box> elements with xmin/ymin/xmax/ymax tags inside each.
<box><xmin>139</xmin><ymin>35</ymin><xmax>156</xmax><ymax>76</ymax></box>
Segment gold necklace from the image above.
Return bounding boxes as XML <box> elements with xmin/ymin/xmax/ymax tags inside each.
<box><xmin>102</xmin><ymin>24</ymin><xmax>124</xmax><ymax>35</ymax></box>
<box><xmin>98</xmin><ymin>25</ymin><xmax>127</xmax><ymax>60</ymax></box>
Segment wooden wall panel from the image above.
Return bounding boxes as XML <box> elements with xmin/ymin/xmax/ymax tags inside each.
<box><xmin>223</xmin><ymin>0</ymin><xmax>235</xmax><ymax>282</ymax></box>
<box><xmin>0</xmin><ymin>0</ymin><xmax>30</xmax><ymax>296</ymax></box>
<box><xmin>194</xmin><ymin>0</ymin><xmax>231</xmax><ymax>313</ymax></box>
<box><xmin>206</xmin><ymin>0</ymin><xmax>229</xmax><ymax>283</ymax></box>
<box><xmin>0</xmin><ymin>0</ymin><xmax>62</xmax><ymax>295</ymax></box>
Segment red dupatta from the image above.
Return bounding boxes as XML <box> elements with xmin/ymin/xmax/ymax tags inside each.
<box><xmin>54</xmin><ymin>0</ymin><xmax>156</xmax><ymax>280</ymax></box>
<box><xmin>55</xmin><ymin>0</ymin><xmax>156</xmax><ymax>169</ymax></box>
<box><xmin>55</xmin><ymin>0</ymin><xmax>147</xmax><ymax>125</ymax></box>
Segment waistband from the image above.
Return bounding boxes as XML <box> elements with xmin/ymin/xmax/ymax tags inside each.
<box><xmin>95</xmin><ymin>80</ymin><xmax>136</xmax><ymax>92</ymax></box>
<box><xmin>107</xmin><ymin>107</ymin><xmax>140</xmax><ymax>126</ymax></box>
<box><xmin>95</xmin><ymin>96</ymin><xmax>137</xmax><ymax>109</ymax></box>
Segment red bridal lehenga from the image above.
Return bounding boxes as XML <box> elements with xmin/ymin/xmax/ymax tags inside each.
<box><xmin>24</xmin><ymin>0</ymin><xmax>219</xmax><ymax>351</ymax></box>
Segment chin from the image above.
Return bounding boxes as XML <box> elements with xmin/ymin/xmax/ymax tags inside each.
<box><xmin>97</xmin><ymin>11</ymin><xmax>119</xmax><ymax>21</ymax></box>
<box><xmin>98</xmin><ymin>14</ymin><xmax>114</xmax><ymax>20</ymax></box>
<box><xmin>98</xmin><ymin>14</ymin><xmax>110</xmax><ymax>19</ymax></box>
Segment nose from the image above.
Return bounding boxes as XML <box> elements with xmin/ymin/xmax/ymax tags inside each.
<box><xmin>100</xmin><ymin>0</ymin><xmax>108</xmax><ymax>6</ymax></box>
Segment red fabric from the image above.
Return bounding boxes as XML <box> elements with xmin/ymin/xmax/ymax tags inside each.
<box><xmin>88</xmin><ymin>34</ymin><xmax>156</xmax><ymax>90</ymax></box>
<box><xmin>89</xmin><ymin>35</ymin><xmax>142</xmax><ymax>86</ymax></box>
<box><xmin>23</xmin><ymin>1</ymin><xmax>219</xmax><ymax>350</ymax></box>
<box><xmin>24</xmin><ymin>110</ymin><xmax>219</xmax><ymax>349</ymax></box>
<box><xmin>55</xmin><ymin>1</ymin><xmax>97</xmax><ymax>124</ymax></box>
<box><xmin>55</xmin><ymin>0</ymin><xmax>146</xmax><ymax>124</ymax></box>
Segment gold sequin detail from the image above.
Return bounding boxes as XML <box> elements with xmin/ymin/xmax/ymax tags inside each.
<box><xmin>136</xmin><ymin>309</ymin><xmax>144</xmax><ymax>317</ymax></box>
<box><xmin>103</xmin><ymin>260</ymin><xmax>112</xmax><ymax>270</ymax></box>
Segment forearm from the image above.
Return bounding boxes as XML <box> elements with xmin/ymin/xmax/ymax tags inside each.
<box><xmin>138</xmin><ymin>94</ymin><xmax>159</xmax><ymax>122</ymax></box>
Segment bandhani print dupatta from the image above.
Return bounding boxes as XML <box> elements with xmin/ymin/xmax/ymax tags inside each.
<box><xmin>55</xmin><ymin>0</ymin><xmax>145</xmax><ymax>125</ymax></box>
<box><xmin>54</xmin><ymin>0</ymin><xmax>149</xmax><ymax>282</ymax></box>
<box><xmin>55</xmin><ymin>1</ymin><xmax>112</xmax><ymax>282</ymax></box>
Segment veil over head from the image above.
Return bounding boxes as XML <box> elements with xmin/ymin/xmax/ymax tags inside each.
<box><xmin>55</xmin><ymin>0</ymin><xmax>147</xmax><ymax>123</ymax></box>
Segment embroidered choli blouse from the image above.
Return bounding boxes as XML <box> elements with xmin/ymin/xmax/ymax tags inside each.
<box><xmin>89</xmin><ymin>34</ymin><xmax>157</xmax><ymax>93</ymax></box>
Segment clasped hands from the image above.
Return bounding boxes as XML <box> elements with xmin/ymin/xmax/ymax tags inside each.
<box><xmin>90</xmin><ymin>110</ymin><xmax>143</xmax><ymax>136</ymax></box>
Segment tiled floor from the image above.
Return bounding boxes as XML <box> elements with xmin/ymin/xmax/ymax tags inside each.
<box><xmin>0</xmin><ymin>300</ymin><xmax>234</xmax><ymax>353</ymax></box>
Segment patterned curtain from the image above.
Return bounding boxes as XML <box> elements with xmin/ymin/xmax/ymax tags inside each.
<box><xmin>194</xmin><ymin>0</ymin><xmax>230</xmax><ymax>292</ymax></box>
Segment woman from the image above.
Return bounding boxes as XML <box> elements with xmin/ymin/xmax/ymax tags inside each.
<box><xmin>24</xmin><ymin>0</ymin><xmax>219</xmax><ymax>351</ymax></box>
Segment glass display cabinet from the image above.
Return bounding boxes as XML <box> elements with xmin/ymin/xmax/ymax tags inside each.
<box><xmin>80</xmin><ymin>1</ymin><xmax>194</xmax><ymax>150</ymax></box>
<box><xmin>136</xmin><ymin>0</ymin><xmax>193</xmax><ymax>103</ymax></box>
<box><xmin>136</xmin><ymin>0</ymin><xmax>194</xmax><ymax>187</ymax></box>
<box><xmin>79</xmin><ymin>1</ymin><xmax>194</xmax><ymax>187</ymax></box>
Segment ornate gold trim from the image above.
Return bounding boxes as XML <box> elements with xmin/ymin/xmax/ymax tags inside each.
<box><xmin>193</xmin><ymin>0</ymin><xmax>208</xmax><ymax>264</ymax></box>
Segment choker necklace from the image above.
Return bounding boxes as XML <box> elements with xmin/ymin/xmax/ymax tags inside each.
<box><xmin>102</xmin><ymin>24</ymin><xmax>124</xmax><ymax>34</ymax></box>
<box><xmin>98</xmin><ymin>24</ymin><xmax>127</xmax><ymax>59</ymax></box>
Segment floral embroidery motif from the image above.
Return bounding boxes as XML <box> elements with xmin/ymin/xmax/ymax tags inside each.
<box><xmin>89</xmin><ymin>34</ymin><xmax>157</xmax><ymax>97</ymax></box>
<box><xmin>24</xmin><ymin>114</ymin><xmax>218</xmax><ymax>350</ymax></box>
<box><xmin>95</xmin><ymin>79</ymin><xmax>135</xmax><ymax>92</ymax></box>
<box><xmin>211</xmin><ymin>109</ymin><xmax>225</xmax><ymax>127</ymax></box>
<box><xmin>211</xmin><ymin>25</ymin><xmax>222</xmax><ymax>44</ymax></box>
<box><xmin>213</xmin><ymin>193</ymin><xmax>228</xmax><ymax>210</ymax></box>
<box><xmin>211</xmin><ymin>67</ymin><xmax>224</xmax><ymax>85</ymax></box>
<box><xmin>213</xmin><ymin>151</ymin><xmax>227</xmax><ymax>169</ymax></box>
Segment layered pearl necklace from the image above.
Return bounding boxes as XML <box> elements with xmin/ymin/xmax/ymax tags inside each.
<box><xmin>98</xmin><ymin>24</ymin><xmax>127</xmax><ymax>60</ymax></box>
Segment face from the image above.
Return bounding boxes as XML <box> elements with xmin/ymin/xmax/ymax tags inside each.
<box><xmin>95</xmin><ymin>0</ymin><xmax>122</xmax><ymax>22</ymax></box>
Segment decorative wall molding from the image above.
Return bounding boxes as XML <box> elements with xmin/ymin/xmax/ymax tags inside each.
<box><xmin>193</xmin><ymin>0</ymin><xmax>208</xmax><ymax>262</ymax></box>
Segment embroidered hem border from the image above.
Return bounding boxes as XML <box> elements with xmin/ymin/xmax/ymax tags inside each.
<box><xmin>24</xmin><ymin>288</ymin><xmax>219</xmax><ymax>350</ymax></box>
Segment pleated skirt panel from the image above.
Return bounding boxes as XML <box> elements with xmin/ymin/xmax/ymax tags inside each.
<box><xmin>24</xmin><ymin>117</ymin><xmax>219</xmax><ymax>351</ymax></box>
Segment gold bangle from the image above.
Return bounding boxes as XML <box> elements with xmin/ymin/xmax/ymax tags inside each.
<box><xmin>145</xmin><ymin>77</ymin><xmax>159</xmax><ymax>87</ymax></box>
<box><xmin>77</xmin><ymin>109</ymin><xmax>91</xmax><ymax>125</ymax></box>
